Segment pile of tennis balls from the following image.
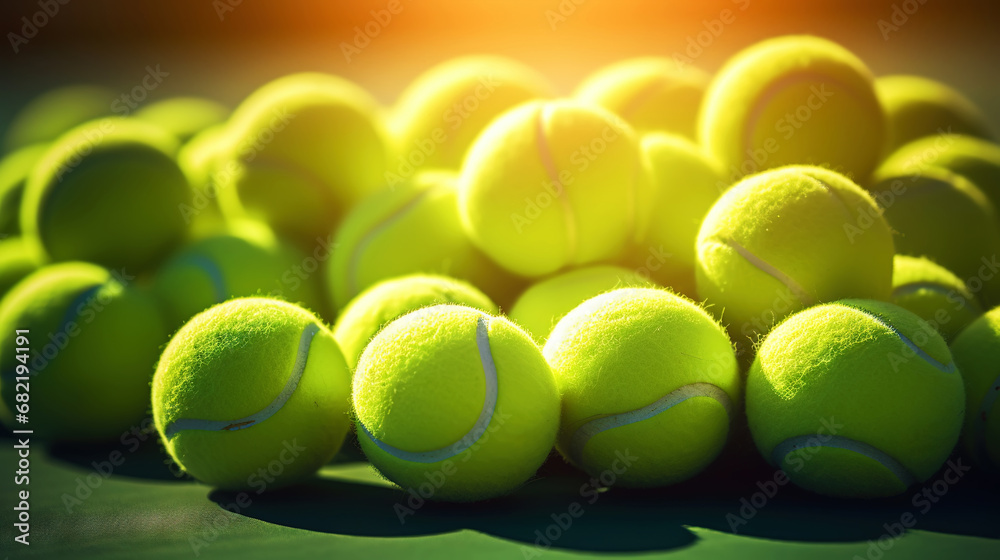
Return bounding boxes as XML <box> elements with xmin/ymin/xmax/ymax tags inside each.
<box><xmin>1</xmin><ymin>34</ymin><xmax>998</xmax><ymax>502</ymax></box>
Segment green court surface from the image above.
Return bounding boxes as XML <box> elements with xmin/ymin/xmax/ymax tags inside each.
<box><xmin>2</xmin><ymin>433</ymin><xmax>998</xmax><ymax>559</ymax></box>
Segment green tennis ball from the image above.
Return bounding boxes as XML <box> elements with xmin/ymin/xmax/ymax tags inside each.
<box><xmin>21</xmin><ymin>118</ymin><xmax>193</xmax><ymax>271</ymax></box>
<box><xmin>153</xmin><ymin>297</ymin><xmax>350</xmax><ymax>490</ymax></box>
<box><xmin>176</xmin><ymin>124</ymin><xmax>232</xmax><ymax>240</ymax></box>
<box><xmin>459</xmin><ymin>100</ymin><xmax>642</xmax><ymax>277</ymax></box>
<box><xmin>875</xmin><ymin>75</ymin><xmax>994</xmax><ymax>155</ymax></box>
<box><xmin>390</xmin><ymin>56</ymin><xmax>553</xmax><ymax>173</ymax></box>
<box><xmin>0</xmin><ymin>144</ymin><xmax>49</xmax><ymax>236</ymax></box>
<box><xmin>747</xmin><ymin>299</ymin><xmax>965</xmax><ymax>498</ymax></box>
<box><xmin>353</xmin><ymin>304</ymin><xmax>559</xmax><ymax>501</ymax></box>
<box><xmin>333</xmin><ymin>274</ymin><xmax>496</xmax><ymax>370</ymax></box>
<box><xmin>153</xmin><ymin>231</ymin><xmax>325</xmax><ymax>330</ymax></box>
<box><xmin>134</xmin><ymin>96</ymin><xmax>229</xmax><ymax>142</ymax></box>
<box><xmin>870</xmin><ymin>168</ymin><xmax>1000</xmax><ymax>306</ymax></box>
<box><xmin>699</xmin><ymin>35</ymin><xmax>884</xmax><ymax>180</ymax></box>
<box><xmin>950</xmin><ymin>306</ymin><xmax>1000</xmax><ymax>471</ymax></box>
<box><xmin>217</xmin><ymin>73</ymin><xmax>389</xmax><ymax>248</ymax></box>
<box><xmin>628</xmin><ymin>133</ymin><xmax>727</xmax><ymax>295</ymax></box>
<box><xmin>328</xmin><ymin>170</ymin><xmax>519</xmax><ymax>309</ymax></box>
<box><xmin>892</xmin><ymin>255</ymin><xmax>983</xmax><ymax>342</ymax></box>
<box><xmin>696</xmin><ymin>165</ymin><xmax>894</xmax><ymax>341</ymax></box>
<box><xmin>878</xmin><ymin>134</ymin><xmax>1000</xmax><ymax>212</ymax></box>
<box><xmin>0</xmin><ymin>238</ymin><xmax>43</xmax><ymax>297</ymax></box>
<box><xmin>509</xmin><ymin>265</ymin><xmax>653</xmax><ymax>344</ymax></box>
<box><xmin>0</xmin><ymin>262</ymin><xmax>167</xmax><ymax>441</ymax></box>
<box><xmin>575</xmin><ymin>57</ymin><xmax>710</xmax><ymax>138</ymax></box>
<box><xmin>543</xmin><ymin>287</ymin><xmax>741</xmax><ymax>487</ymax></box>
<box><xmin>4</xmin><ymin>85</ymin><xmax>113</xmax><ymax>151</ymax></box>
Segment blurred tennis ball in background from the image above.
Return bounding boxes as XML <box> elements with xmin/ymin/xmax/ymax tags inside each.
<box><xmin>544</xmin><ymin>287</ymin><xmax>741</xmax><ymax>487</ymax></box>
<box><xmin>333</xmin><ymin>274</ymin><xmax>497</xmax><ymax>370</ymax></box>
<box><xmin>328</xmin><ymin>170</ymin><xmax>520</xmax><ymax>310</ymax></box>
<box><xmin>134</xmin><ymin>96</ymin><xmax>230</xmax><ymax>142</ymax></box>
<box><xmin>0</xmin><ymin>238</ymin><xmax>43</xmax><ymax>296</ymax></box>
<box><xmin>747</xmin><ymin>299</ymin><xmax>965</xmax><ymax>498</ymax></box>
<box><xmin>3</xmin><ymin>85</ymin><xmax>113</xmax><ymax>151</ymax></box>
<box><xmin>950</xmin><ymin>305</ymin><xmax>1000</xmax><ymax>471</ymax></box>
<box><xmin>20</xmin><ymin>118</ymin><xmax>192</xmax><ymax>271</ymax></box>
<box><xmin>217</xmin><ymin>73</ymin><xmax>389</xmax><ymax>248</ymax></box>
<box><xmin>0</xmin><ymin>144</ymin><xmax>48</xmax><ymax>236</ymax></box>
<box><xmin>875</xmin><ymin>75</ymin><xmax>994</xmax><ymax>155</ymax></box>
<box><xmin>459</xmin><ymin>100</ymin><xmax>642</xmax><ymax>277</ymax></box>
<box><xmin>699</xmin><ymin>35</ymin><xmax>884</xmax><ymax>180</ymax></box>
<box><xmin>575</xmin><ymin>57</ymin><xmax>710</xmax><ymax>139</ymax></box>
<box><xmin>390</xmin><ymin>56</ymin><xmax>554</xmax><ymax>173</ymax></box>
<box><xmin>0</xmin><ymin>262</ymin><xmax>167</xmax><ymax>441</ymax></box>
<box><xmin>509</xmin><ymin>265</ymin><xmax>653</xmax><ymax>344</ymax></box>
<box><xmin>153</xmin><ymin>298</ymin><xmax>351</xmax><ymax>490</ymax></box>
<box><xmin>176</xmin><ymin>124</ymin><xmax>233</xmax><ymax>239</ymax></box>
<box><xmin>891</xmin><ymin>255</ymin><xmax>983</xmax><ymax>342</ymax></box>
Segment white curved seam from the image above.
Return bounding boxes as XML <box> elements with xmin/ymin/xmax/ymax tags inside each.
<box><xmin>771</xmin><ymin>434</ymin><xmax>917</xmax><ymax>487</ymax></box>
<box><xmin>535</xmin><ymin>105</ymin><xmax>578</xmax><ymax>262</ymax></box>
<box><xmin>891</xmin><ymin>281</ymin><xmax>959</xmax><ymax>300</ymax></box>
<box><xmin>849</xmin><ymin>307</ymin><xmax>957</xmax><ymax>374</ymax></box>
<box><xmin>348</xmin><ymin>189</ymin><xmax>429</xmax><ymax>296</ymax></box>
<box><xmin>715</xmin><ymin>236</ymin><xmax>814</xmax><ymax>305</ymax></box>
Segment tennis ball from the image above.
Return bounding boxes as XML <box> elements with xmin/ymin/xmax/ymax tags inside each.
<box><xmin>747</xmin><ymin>299</ymin><xmax>965</xmax><ymax>498</ymax></box>
<box><xmin>627</xmin><ymin>133</ymin><xmax>727</xmax><ymax>295</ymax></box>
<box><xmin>879</xmin><ymin>134</ymin><xmax>1000</xmax><ymax>211</ymax></box>
<box><xmin>575</xmin><ymin>57</ymin><xmax>710</xmax><ymax>138</ymax></box>
<box><xmin>458</xmin><ymin>100</ymin><xmax>642</xmax><ymax>277</ymax></box>
<box><xmin>328</xmin><ymin>170</ymin><xmax>519</xmax><ymax>310</ymax></box>
<box><xmin>217</xmin><ymin>73</ymin><xmax>389</xmax><ymax>248</ymax></box>
<box><xmin>509</xmin><ymin>265</ymin><xmax>653</xmax><ymax>344</ymax></box>
<box><xmin>0</xmin><ymin>262</ymin><xmax>167</xmax><ymax>441</ymax></box>
<box><xmin>0</xmin><ymin>238</ymin><xmax>43</xmax><ymax>297</ymax></box>
<box><xmin>696</xmin><ymin>165</ymin><xmax>894</xmax><ymax>340</ymax></box>
<box><xmin>390</xmin><ymin>56</ymin><xmax>553</xmax><ymax>173</ymax></box>
<box><xmin>699</xmin><ymin>35</ymin><xmax>884</xmax><ymax>180</ymax></box>
<box><xmin>869</xmin><ymin>168</ymin><xmax>1000</xmax><ymax>306</ymax></box>
<box><xmin>333</xmin><ymin>274</ymin><xmax>497</xmax><ymax>370</ymax></box>
<box><xmin>153</xmin><ymin>298</ymin><xmax>351</xmax><ymax>490</ymax></box>
<box><xmin>134</xmin><ymin>96</ymin><xmax>229</xmax><ymax>142</ymax></box>
<box><xmin>543</xmin><ymin>287</ymin><xmax>741</xmax><ymax>487</ymax></box>
<box><xmin>891</xmin><ymin>255</ymin><xmax>983</xmax><ymax>342</ymax></box>
<box><xmin>876</xmin><ymin>75</ymin><xmax>994</xmax><ymax>154</ymax></box>
<box><xmin>3</xmin><ymin>85</ymin><xmax>113</xmax><ymax>151</ymax></box>
<box><xmin>950</xmin><ymin>306</ymin><xmax>1000</xmax><ymax>471</ymax></box>
<box><xmin>353</xmin><ymin>304</ymin><xmax>559</xmax><ymax>501</ymax></box>
<box><xmin>0</xmin><ymin>143</ymin><xmax>48</xmax><ymax>236</ymax></box>
<box><xmin>176</xmin><ymin>124</ymin><xmax>232</xmax><ymax>239</ymax></box>
<box><xmin>153</xmin><ymin>231</ymin><xmax>325</xmax><ymax>330</ymax></box>
<box><xmin>21</xmin><ymin>118</ymin><xmax>193</xmax><ymax>271</ymax></box>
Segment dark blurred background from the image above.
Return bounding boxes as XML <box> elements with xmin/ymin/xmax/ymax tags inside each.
<box><xmin>2</xmin><ymin>0</ymin><xmax>998</xmax><ymax>132</ymax></box>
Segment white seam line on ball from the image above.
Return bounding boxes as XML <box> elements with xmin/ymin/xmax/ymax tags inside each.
<box><xmin>715</xmin><ymin>236</ymin><xmax>814</xmax><ymax>305</ymax></box>
<box><xmin>348</xmin><ymin>188</ymin><xmax>430</xmax><ymax>297</ymax></box>
<box><xmin>810</xmin><ymin>176</ymin><xmax>855</xmax><ymax>221</ymax></box>
<box><xmin>771</xmin><ymin>434</ymin><xmax>918</xmax><ymax>487</ymax></box>
<box><xmin>163</xmin><ymin>322</ymin><xmax>319</xmax><ymax>439</ymax></box>
<box><xmin>891</xmin><ymin>281</ymin><xmax>962</xmax><ymax>300</ymax></box>
<box><xmin>975</xmin><ymin>372</ymin><xmax>1000</xmax><ymax>464</ymax></box>
<box><xmin>569</xmin><ymin>383</ymin><xmax>734</xmax><ymax>468</ymax></box>
<box><xmin>185</xmin><ymin>254</ymin><xmax>227</xmax><ymax>302</ymax></box>
<box><xmin>849</xmin><ymin>307</ymin><xmax>957</xmax><ymax>374</ymax></box>
<box><xmin>535</xmin><ymin>105</ymin><xmax>578</xmax><ymax>263</ymax></box>
<box><xmin>358</xmin><ymin>314</ymin><xmax>499</xmax><ymax>464</ymax></box>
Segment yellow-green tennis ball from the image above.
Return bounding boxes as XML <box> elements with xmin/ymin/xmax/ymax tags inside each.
<box><xmin>876</xmin><ymin>75</ymin><xmax>994</xmax><ymax>155</ymax></box>
<box><xmin>333</xmin><ymin>274</ymin><xmax>497</xmax><ymax>370</ymax></box>
<box><xmin>747</xmin><ymin>299</ymin><xmax>965</xmax><ymax>498</ymax></box>
<box><xmin>218</xmin><ymin>73</ymin><xmax>389</xmax><ymax>247</ymax></box>
<box><xmin>0</xmin><ymin>238</ymin><xmax>43</xmax><ymax>297</ymax></box>
<box><xmin>892</xmin><ymin>255</ymin><xmax>983</xmax><ymax>342</ymax></box>
<box><xmin>134</xmin><ymin>96</ymin><xmax>230</xmax><ymax>142</ymax></box>
<box><xmin>353</xmin><ymin>304</ymin><xmax>559</xmax><ymax>501</ymax></box>
<box><xmin>175</xmin><ymin>124</ymin><xmax>232</xmax><ymax>240</ymax></box>
<box><xmin>509</xmin><ymin>265</ymin><xmax>653</xmax><ymax>344</ymax></box>
<box><xmin>390</xmin><ymin>56</ymin><xmax>553</xmax><ymax>173</ymax></box>
<box><xmin>459</xmin><ymin>100</ymin><xmax>642</xmax><ymax>277</ymax></box>
<box><xmin>4</xmin><ymin>85</ymin><xmax>113</xmax><ymax>151</ymax></box>
<box><xmin>0</xmin><ymin>262</ymin><xmax>167</xmax><ymax>441</ymax></box>
<box><xmin>699</xmin><ymin>35</ymin><xmax>884</xmax><ymax>180</ymax></box>
<box><xmin>696</xmin><ymin>165</ymin><xmax>894</xmax><ymax>340</ymax></box>
<box><xmin>21</xmin><ymin>118</ymin><xmax>193</xmax><ymax>271</ymax></box>
<box><xmin>543</xmin><ymin>287</ymin><xmax>741</xmax><ymax>487</ymax></box>
<box><xmin>870</xmin><ymin>169</ymin><xmax>1000</xmax><ymax>306</ymax></box>
<box><xmin>153</xmin><ymin>232</ymin><xmax>325</xmax><ymax>330</ymax></box>
<box><xmin>0</xmin><ymin>143</ymin><xmax>48</xmax><ymax>236</ymax></box>
<box><xmin>153</xmin><ymin>298</ymin><xmax>350</xmax><ymax>490</ymax></box>
<box><xmin>575</xmin><ymin>57</ymin><xmax>710</xmax><ymax>138</ymax></box>
<box><xmin>879</xmin><ymin>134</ymin><xmax>1000</xmax><ymax>211</ymax></box>
<box><xmin>628</xmin><ymin>133</ymin><xmax>727</xmax><ymax>295</ymax></box>
<box><xmin>950</xmin><ymin>306</ymin><xmax>1000</xmax><ymax>471</ymax></box>
<box><xmin>328</xmin><ymin>170</ymin><xmax>519</xmax><ymax>309</ymax></box>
